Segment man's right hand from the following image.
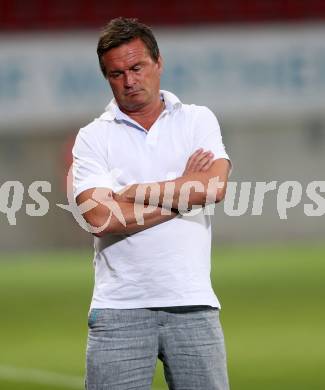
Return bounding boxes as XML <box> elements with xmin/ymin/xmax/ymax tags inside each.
<box><xmin>182</xmin><ymin>148</ymin><xmax>215</xmax><ymax>176</ymax></box>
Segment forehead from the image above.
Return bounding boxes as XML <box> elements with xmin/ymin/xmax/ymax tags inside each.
<box><xmin>103</xmin><ymin>38</ymin><xmax>151</xmax><ymax>70</ymax></box>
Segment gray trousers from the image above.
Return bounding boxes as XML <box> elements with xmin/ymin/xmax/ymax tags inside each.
<box><xmin>86</xmin><ymin>306</ymin><xmax>230</xmax><ymax>390</ymax></box>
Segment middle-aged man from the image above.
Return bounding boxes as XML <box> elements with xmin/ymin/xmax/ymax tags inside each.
<box><xmin>72</xmin><ymin>17</ymin><xmax>231</xmax><ymax>390</ymax></box>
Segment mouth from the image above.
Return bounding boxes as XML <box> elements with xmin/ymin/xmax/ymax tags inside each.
<box><xmin>125</xmin><ymin>90</ymin><xmax>142</xmax><ymax>96</ymax></box>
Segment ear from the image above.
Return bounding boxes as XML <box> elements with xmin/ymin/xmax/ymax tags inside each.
<box><xmin>157</xmin><ymin>55</ymin><xmax>163</xmax><ymax>75</ymax></box>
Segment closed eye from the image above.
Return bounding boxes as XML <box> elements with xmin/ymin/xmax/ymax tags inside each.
<box><xmin>109</xmin><ymin>71</ymin><xmax>123</xmax><ymax>79</ymax></box>
<box><xmin>131</xmin><ymin>65</ymin><xmax>141</xmax><ymax>72</ymax></box>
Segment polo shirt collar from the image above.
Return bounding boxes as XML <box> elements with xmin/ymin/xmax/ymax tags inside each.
<box><xmin>100</xmin><ymin>90</ymin><xmax>182</xmax><ymax>122</ymax></box>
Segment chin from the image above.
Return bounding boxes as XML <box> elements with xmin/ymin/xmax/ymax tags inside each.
<box><xmin>127</xmin><ymin>97</ymin><xmax>148</xmax><ymax>108</ymax></box>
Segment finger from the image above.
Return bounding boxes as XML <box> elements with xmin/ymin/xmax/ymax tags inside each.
<box><xmin>196</xmin><ymin>154</ymin><xmax>214</xmax><ymax>170</ymax></box>
<box><xmin>191</xmin><ymin>151</ymin><xmax>213</xmax><ymax>168</ymax></box>
<box><xmin>189</xmin><ymin>148</ymin><xmax>204</xmax><ymax>161</ymax></box>
<box><xmin>186</xmin><ymin>148</ymin><xmax>204</xmax><ymax>170</ymax></box>
<box><xmin>196</xmin><ymin>152</ymin><xmax>214</xmax><ymax>169</ymax></box>
<box><xmin>195</xmin><ymin>151</ymin><xmax>212</xmax><ymax>163</ymax></box>
<box><xmin>200</xmin><ymin>157</ymin><xmax>215</xmax><ymax>171</ymax></box>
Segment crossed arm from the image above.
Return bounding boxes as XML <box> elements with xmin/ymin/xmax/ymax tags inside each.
<box><xmin>76</xmin><ymin>149</ymin><xmax>230</xmax><ymax>237</ymax></box>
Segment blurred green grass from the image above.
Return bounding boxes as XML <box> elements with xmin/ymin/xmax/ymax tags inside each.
<box><xmin>0</xmin><ymin>243</ymin><xmax>324</xmax><ymax>389</ymax></box>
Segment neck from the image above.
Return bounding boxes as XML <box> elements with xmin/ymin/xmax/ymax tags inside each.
<box><xmin>121</xmin><ymin>95</ymin><xmax>165</xmax><ymax>131</ymax></box>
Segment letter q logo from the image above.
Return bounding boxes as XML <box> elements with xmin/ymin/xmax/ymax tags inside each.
<box><xmin>57</xmin><ymin>162</ymin><xmax>126</xmax><ymax>234</ymax></box>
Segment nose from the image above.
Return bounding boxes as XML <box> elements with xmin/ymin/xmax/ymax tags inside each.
<box><xmin>124</xmin><ymin>70</ymin><xmax>135</xmax><ymax>88</ymax></box>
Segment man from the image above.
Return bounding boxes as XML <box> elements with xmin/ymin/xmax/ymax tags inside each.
<box><xmin>72</xmin><ymin>17</ymin><xmax>231</xmax><ymax>390</ymax></box>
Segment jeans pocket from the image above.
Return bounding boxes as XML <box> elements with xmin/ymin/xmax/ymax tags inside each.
<box><xmin>87</xmin><ymin>308</ymin><xmax>100</xmax><ymax>328</ymax></box>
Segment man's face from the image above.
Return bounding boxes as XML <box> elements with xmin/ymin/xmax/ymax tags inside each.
<box><xmin>102</xmin><ymin>38</ymin><xmax>162</xmax><ymax>112</ymax></box>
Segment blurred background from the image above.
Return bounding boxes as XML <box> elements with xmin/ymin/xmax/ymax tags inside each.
<box><xmin>0</xmin><ymin>1</ymin><xmax>324</xmax><ymax>389</ymax></box>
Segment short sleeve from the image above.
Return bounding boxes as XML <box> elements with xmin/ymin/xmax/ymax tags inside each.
<box><xmin>72</xmin><ymin>126</ymin><xmax>118</xmax><ymax>199</ymax></box>
<box><xmin>192</xmin><ymin>106</ymin><xmax>232</xmax><ymax>173</ymax></box>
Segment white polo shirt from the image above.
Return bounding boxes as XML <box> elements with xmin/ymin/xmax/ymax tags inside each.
<box><xmin>72</xmin><ymin>90</ymin><xmax>230</xmax><ymax>309</ymax></box>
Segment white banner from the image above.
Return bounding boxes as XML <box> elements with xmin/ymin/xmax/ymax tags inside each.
<box><xmin>1</xmin><ymin>25</ymin><xmax>325</xmax><ymax>132</ymax></box>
